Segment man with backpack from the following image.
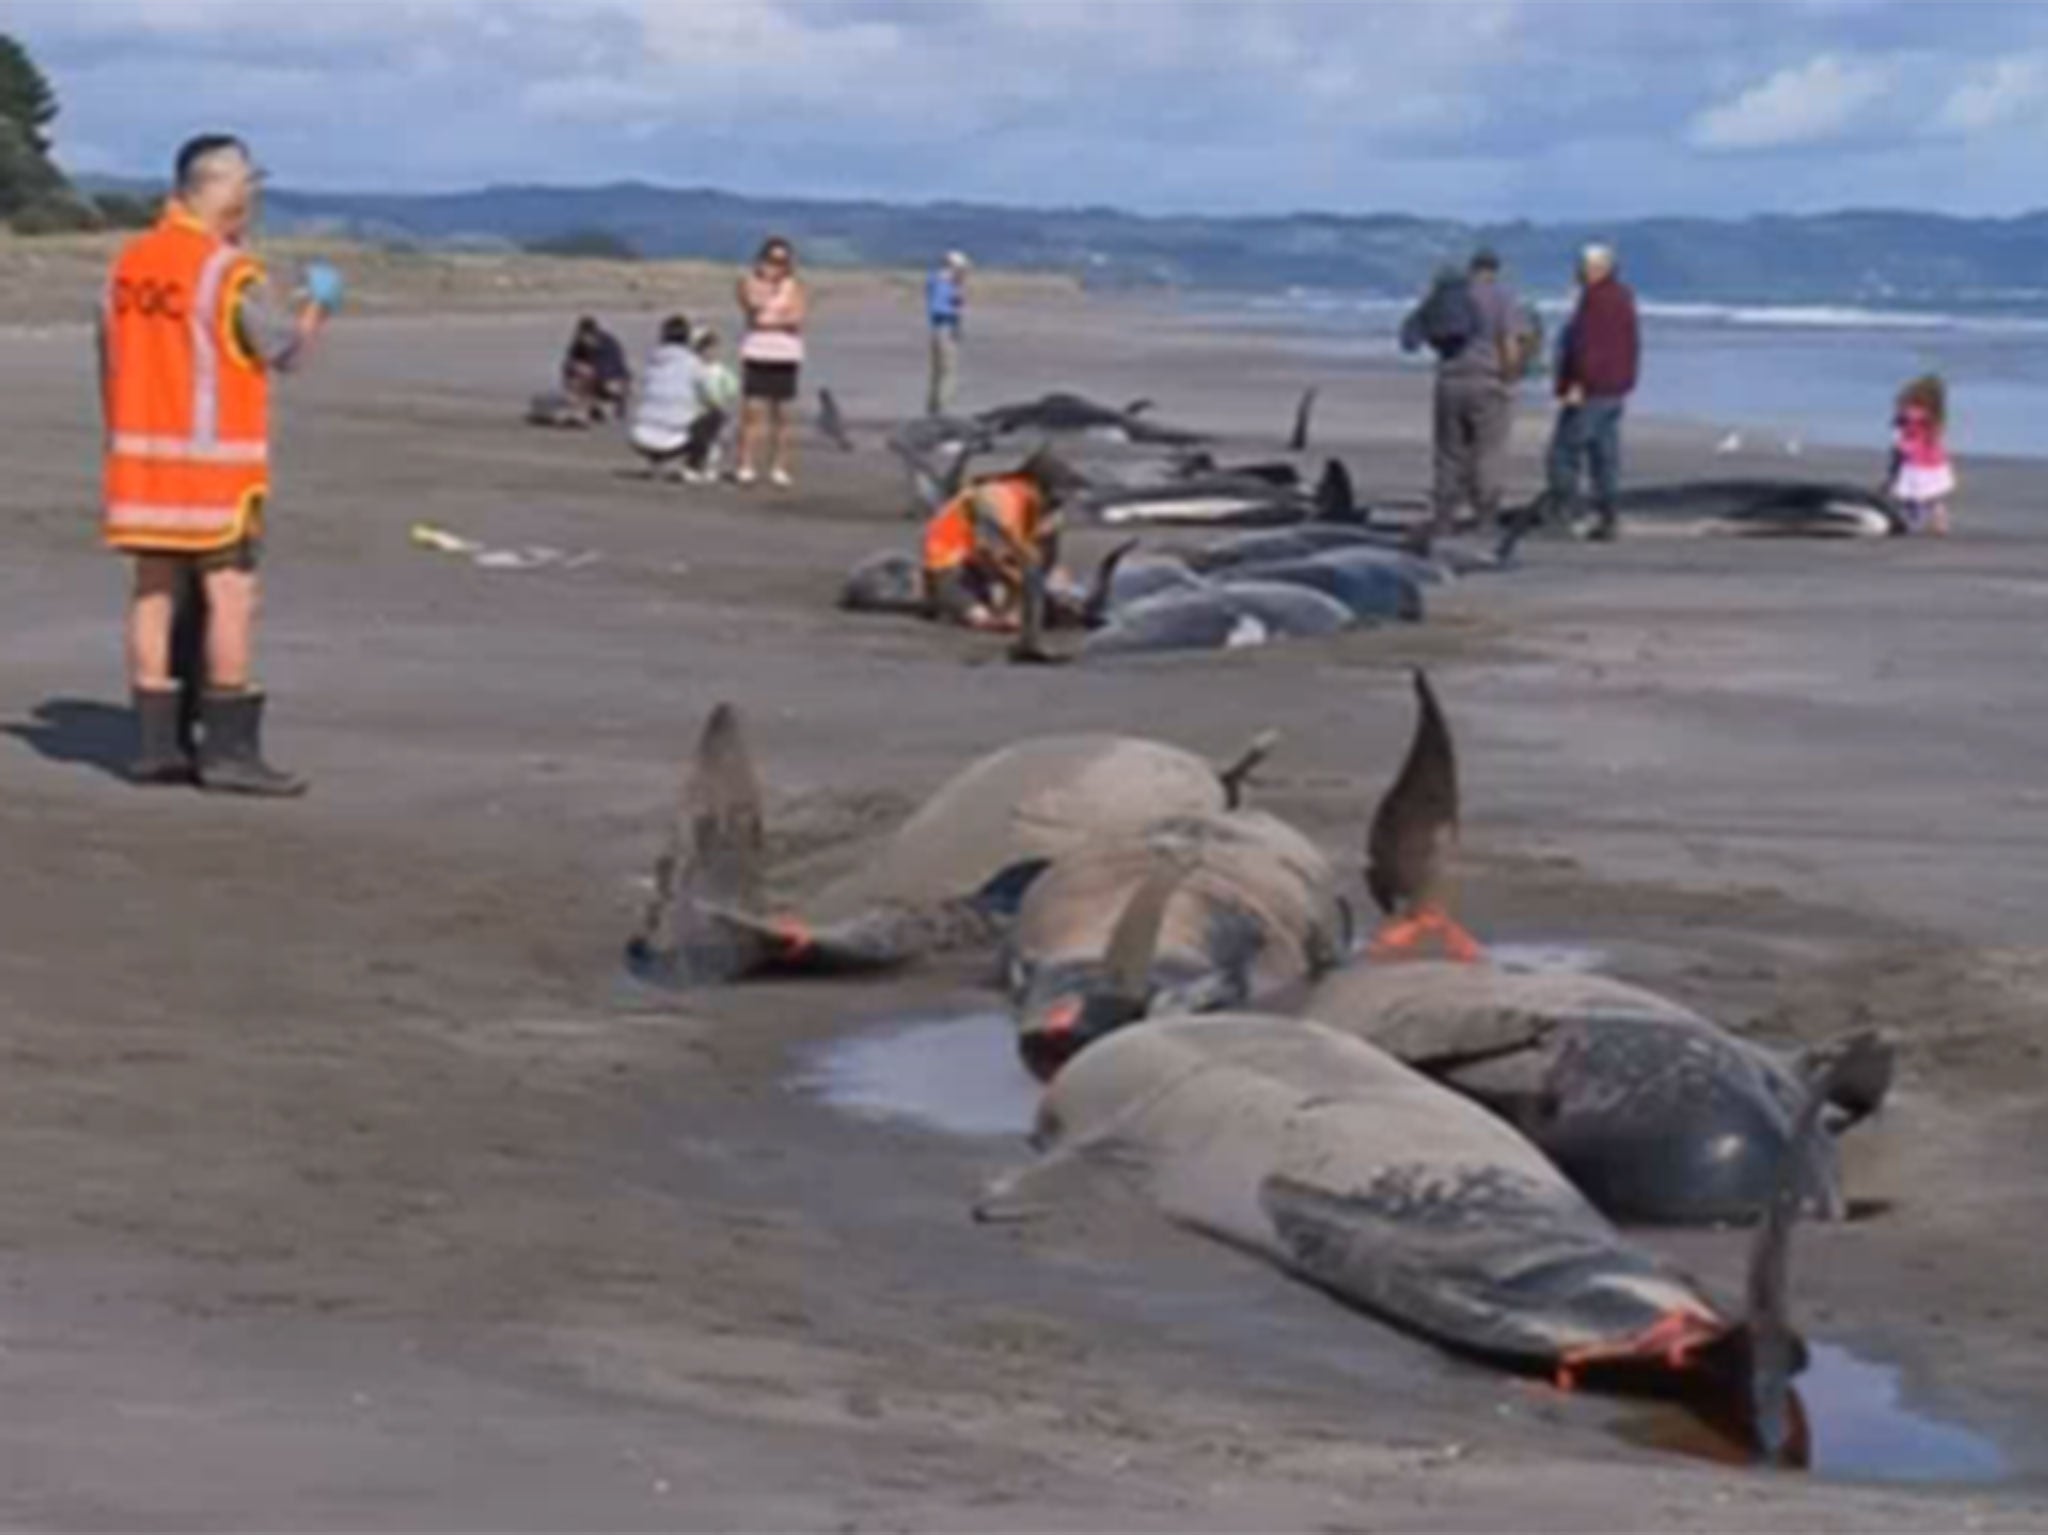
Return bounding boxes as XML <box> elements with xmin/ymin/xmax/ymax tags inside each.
<box><xmin>1399</xmin><ymin>248</ymin><xmax>1539</xmax><ymax>554</ymax></box>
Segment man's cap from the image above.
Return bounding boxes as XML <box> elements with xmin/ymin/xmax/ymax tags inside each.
<box><xmin>945</xmin><ymin>250</ymin><xmax>972</xmax><ymax>270</ymax></box>
<box><xmin>1469</xmin><ymin>246</ymin><xmax>1502</xmax><ymax>273</ymax></box>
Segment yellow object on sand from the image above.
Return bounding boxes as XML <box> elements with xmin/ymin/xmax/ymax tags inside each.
<box><xmin>411</xmin><ymin>523</ymin><xmax>480</xmax><ymax>554</ymax></box>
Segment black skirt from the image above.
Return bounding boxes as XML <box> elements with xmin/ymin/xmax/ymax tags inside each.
<box><xmin>741</xmin><ymin>360</ymin><xmax>800</xmax><ymax>402</ymax></box>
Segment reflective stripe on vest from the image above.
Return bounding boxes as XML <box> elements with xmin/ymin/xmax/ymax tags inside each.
<box><xmin>105</xmin><ymin>500</ymin><xmax>264</xmax><ymax>533</ymax></box>
<box><xmin>102</xmin><ymin>216</ymin><xmax>270</xmax><ymax>554</ymax></box>
<box><xmin>108</xmin><ymin>434</ymin><xmax>268</xmax><ymax>462</ymax></box>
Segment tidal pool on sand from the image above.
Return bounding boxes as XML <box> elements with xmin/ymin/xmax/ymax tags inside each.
<box><xmin>1615</xmin><ymin>1342</ymin><xmax>2006</xmax><ymax>1485</ymax></box>
<box><xmin>1799</xmin><ymin>1343</ymin><xmax>2006</xmax><ymax>1484</ymax></box>
<box><xmin>798</xmin><ymin>1010</ymin><xmax>1038</xmax><ymax>1138</ymax></box>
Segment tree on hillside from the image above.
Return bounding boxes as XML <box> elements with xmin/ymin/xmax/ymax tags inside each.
<box><xmin>525</xmin><ymin>227</ymin><xmax>641</xmax><ymax>261</ymax></box>
<box><xmin>0</xmin><ymin>31</ymin><xmax>91</xmax><ymax>230</ymax></box>
<box><xmin>0</xmin><ymin>115</ymin><xmax>62</xmax><ymax>219</ymax></box>
<box><xmin>0</xmin><ymin>34</ymin><xmax>58</xmax><ymax>156</ymax></box>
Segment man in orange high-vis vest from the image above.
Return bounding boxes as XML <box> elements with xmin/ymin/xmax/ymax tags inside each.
<box><xmin>101</xmin><ymin>133</ymin><xmax>337</xmax><ymax>794</ymax></box>
<box><xmin>920</xmin><ymin>448</ymin><xmax>1085</xmax><ymax>631</ymax></box>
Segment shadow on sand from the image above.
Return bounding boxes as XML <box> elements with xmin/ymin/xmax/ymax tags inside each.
<box><xmin>3</xmin><ymin>698</ymin><xmax>137</xmax><ymax>782</ymax></box>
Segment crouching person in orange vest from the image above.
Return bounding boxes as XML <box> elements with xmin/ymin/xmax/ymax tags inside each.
<box><xmin>921</xmin><ymin>448</ymin><xmax>1087</xmax><ymax>631</ymax></box>
<box><xmin>101</xmin><ymin>134</ymin><xmax>338</xmax><ymax>794</ymax></box>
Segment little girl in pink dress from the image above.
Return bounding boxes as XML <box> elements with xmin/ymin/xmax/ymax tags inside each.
<box><xmin>1889</xmin><ymin>375</ymin><xmax>1955</xmax><ymax>535</ymax></box>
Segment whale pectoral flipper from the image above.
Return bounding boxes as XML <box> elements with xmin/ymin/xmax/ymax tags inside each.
<box><xmin>970</xmin><ymin>858</ymin><xmax>1054</xmax><ymax>921</ymax></box>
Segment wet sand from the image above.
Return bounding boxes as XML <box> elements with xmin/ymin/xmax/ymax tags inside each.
<box><xmin>3</xmin><ymin>249</ymin><xmax>2047</xmax><ymax>1529</ymax></box>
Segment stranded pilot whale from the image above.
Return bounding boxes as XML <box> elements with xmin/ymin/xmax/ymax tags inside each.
<box><xmin>998</xmin><ymin>815</ymin><xmax>1351</xmax><ymax>1079</ymax></box>
<box><xmin>1497</xmin><ymin>479</ymin><xmax>1903</xmax><ymax>556</ymax></box>
<box><xmin>624</xmin><ymin>704</ymin><xmax>1278</xmax><ymax>984</ymax></box>
<box><xmin>980</xmin><ymin>954</ymin><xmax>1880</xmax><ymax>1458</ymax></box>
<box><xmin>1302</xmin><ymin>668</ymin><xmax>1894</xmax><ymax>1225</ymax></box>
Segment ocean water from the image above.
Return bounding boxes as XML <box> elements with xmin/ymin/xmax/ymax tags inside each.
<box><xmin>1199</xmin><ymin>291</ymin><xmax>2048</xmax><ymax>461</ymax></box>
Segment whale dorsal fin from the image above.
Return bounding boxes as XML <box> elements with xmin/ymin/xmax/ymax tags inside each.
<box><xmin>1289</xmin><ymin>386</ymin><xmax>1318</xmax><ymax>452</ymax></box>
<box><xmin>1367</xmin><ymin>669</ymin><xmax>1458</xmax><ymax>916</ymax></box>
<box><xmin>1313</xmin><ymin>458</ymin><xmax>1356</xmax><ymax>523</ymax></box>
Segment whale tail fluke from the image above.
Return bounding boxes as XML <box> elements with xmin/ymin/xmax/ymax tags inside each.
<box><xmin>1366</xmin><ymin>670</ymin><xmax>1482</xmax><ymax>963</ymax></box>
<box><xmin>1289</xmin><ymin>386</ymin><xmax>1319</xmax><ymax>452</ymax></box>
<box><xmin>625</xmin><ymin>703</ymin><xmax>771</xmax><ymax>984</ymax></box>
<box><xmin>1722</xmin><ymin>1033</ymin><xmax>1889</xmax><ymax>1462</ymax></box>
<box><xmin>1542</xmin><ymin>1038</ymin><xmax>1877</xmax><ymax>1462</ymax></box>
<box><xmin>624</xmin><ymin>705</ymin><xmax>949</xmax><ymax>984</ymax></box>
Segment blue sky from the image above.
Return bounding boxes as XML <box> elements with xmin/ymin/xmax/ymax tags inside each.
<box><xmin>15</xmin><ymin>1</ymin><xmax>2048</xmax><ymax>219</ymax></box>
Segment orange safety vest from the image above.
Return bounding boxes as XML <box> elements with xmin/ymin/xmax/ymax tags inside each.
<box><xmin>922</xmin><ymin>474</ymin><xmax>1046</xmax><ymax>574</ymax></box>
<box><xmin>102</xmin><ymin>209</ymin><xmax>270</xmax><ymax>553</ymax></box>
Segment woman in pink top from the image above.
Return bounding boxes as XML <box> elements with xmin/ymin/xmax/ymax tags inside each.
<box><xmin>1888</xmin><ymin>374</ymin><xmax>1955</xmax><ymax>536</ymax></box>
<box><xmin>733</xmin><ymin>235</ymin><xmax>808</xmax><ymax>487</ymax></box>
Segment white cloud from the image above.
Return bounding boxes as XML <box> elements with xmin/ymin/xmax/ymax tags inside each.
<box><xmin>17</xmin><ymin>1</ymin><xmax>2048</xmax><ymax>215</ymax></box>
<box><xmin>1932</xmin><ymin>54</ymin><xmax>2048</xmax><ymax>137</ymax></box>
<box><xmin>1687</xmin><ymin>54</ymin><xmax>1893</xmax><ymax>151</ymax></box>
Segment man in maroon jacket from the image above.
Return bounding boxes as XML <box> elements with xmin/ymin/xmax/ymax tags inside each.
<box><xmin>1515</xmin><ymin>243</ymin><xmax>1639</xmax><ymax>551</ymax></box>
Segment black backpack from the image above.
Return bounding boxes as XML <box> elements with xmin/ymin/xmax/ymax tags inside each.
<box><xmin>1415</xmin><ymin>276</ymin><xmax>1483</xmax><ymax>360</ymax></box>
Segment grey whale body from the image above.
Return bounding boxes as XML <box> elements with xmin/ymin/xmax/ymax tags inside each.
<box><xmin>1616</xmin><ymin>480</ymin><xmax>1901</xmax><ymax>538</ymax></box>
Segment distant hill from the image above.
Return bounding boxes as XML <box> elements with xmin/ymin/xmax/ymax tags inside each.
<box><xmin>80</xmin><ymin>176</ymin><xmax>2048</xmax><ymax>311</ymax></box>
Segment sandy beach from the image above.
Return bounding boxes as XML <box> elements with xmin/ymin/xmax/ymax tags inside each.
<box><xmin>3</xmin><ymin>242</ymin><xmax>2047</xmax><ymax>1530</ymax></box>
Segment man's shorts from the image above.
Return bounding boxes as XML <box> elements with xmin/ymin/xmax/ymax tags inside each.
<box><xmin>193</xmin><ymin>536</ymin><xmax>262</xmax><ymax>574</ymax></box>
<box><xmin>136</xmin><ymin>536</ymin><xmax>261</xmax><ymax>575</ymax></box>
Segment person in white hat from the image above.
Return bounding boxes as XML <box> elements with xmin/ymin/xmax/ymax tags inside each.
<box><xmin>925</xmin><ymin>250</ymin><xmax>971</xmax><ymax>416</ymax></box>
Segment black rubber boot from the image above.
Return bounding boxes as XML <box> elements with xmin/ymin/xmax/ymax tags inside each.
<box><xmin>130</xmin><ymin>686</ymin><xmax>195</xmax><ymax>786</ymax></box>
<box><xmin>197</xmin><ymin>689</ymin><xmax>308</xmax><ymax>798</ymax></box>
